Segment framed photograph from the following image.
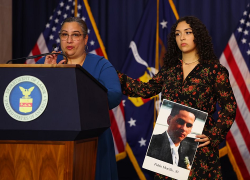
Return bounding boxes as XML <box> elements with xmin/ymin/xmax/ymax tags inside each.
<box><xmin>142</xmin><ymin>99</ymin><xmax>208</xmax><ymax>180</ymax></box>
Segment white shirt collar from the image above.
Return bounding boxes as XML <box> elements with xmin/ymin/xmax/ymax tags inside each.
<box><xmin>166</xmin><ymin>131</ymin><xmax>180</xmax><ymax>150</ymax></box>
<box><xmin>166</xmin><ymin>131</ymin><xmax>180</xmax><ymax>165</ymax></box>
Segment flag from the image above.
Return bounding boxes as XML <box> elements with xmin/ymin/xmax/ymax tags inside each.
<box><xmin>220</xmin><ymin>4</ymin><xmax>250</xmax><ymax>180</ymax></box>
<box><xmin>120</xmin><ymin>0</ymin><xmax>178</xmax><ymax>179</ymax></box>
<box><xmin>26</xmin><ymin>0</ymin><xmax>126</xmax><ymax>159</ymax></box>
<box><xmin>26</xmin><ymin>0</ymin><xmax>107</xmax><ymax>63</ymax></box>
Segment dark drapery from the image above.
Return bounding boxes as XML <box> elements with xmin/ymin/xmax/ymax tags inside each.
<box><xmin>13</xmin><ymin>0</ymin><xmax>249</xmax><ymax>69</ymax></box>
<box><xmin>12</xmin><ymin>0</ymin><xmax>60</xmax><ymax>63</ymax></box>
<box><xmin>174</xmin><ymin>0</ymin><xmax>249</xmax><ymax>62</ymax></box>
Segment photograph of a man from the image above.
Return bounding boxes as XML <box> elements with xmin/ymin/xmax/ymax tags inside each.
<box><xmin>147</xmin><ymin>103</ymin><xmax>198</xmax><ymax>170</ymax></box>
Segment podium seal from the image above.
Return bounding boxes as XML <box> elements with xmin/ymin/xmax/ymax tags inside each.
<box><xmin>3</xmin><ymin>75</ymin><xmax>48</xmax><ymax>122</ymax></box>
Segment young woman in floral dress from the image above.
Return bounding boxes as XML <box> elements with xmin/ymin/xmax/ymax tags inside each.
<box><xmin>117</xmin><ymin>16</ymin><xmax>237</xmax><ymax>179</ymax></box>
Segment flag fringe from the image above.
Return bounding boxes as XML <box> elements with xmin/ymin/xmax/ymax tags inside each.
<box><xmin>219</xmin><ymin>146</ymin><xmax>227</xmax><ymax>158</ymax></box>
<box><xmin>116</xmin><ymin>151</ymin><xmax>127</xmax><ymax>161</ymax></box>
<box><xmin>126</xmin><ymin>143</ymin><xmax>146</xmax><ymax>180</ymax></box>
<box><xmin>226</xmin><ymin>141</ymin><xmax>244</xmax><ymax>180</ymax></box>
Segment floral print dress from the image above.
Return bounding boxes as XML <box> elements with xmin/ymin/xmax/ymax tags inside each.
<box><xmin>118</xmin><ymin>59</ymin><xmax>237</xmax><ymax>180</ymax></box>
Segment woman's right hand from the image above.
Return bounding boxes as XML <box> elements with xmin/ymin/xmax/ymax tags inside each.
<box><xmin>44</xmin><ymin>51</ymin><xmax>66</xmax><ymax>64</ymax></box>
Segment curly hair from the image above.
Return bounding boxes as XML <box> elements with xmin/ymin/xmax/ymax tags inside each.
<box><xmin>164</xmin><ymin>16</ymin><xmax>219</xmax><ymax>66</ymax></box>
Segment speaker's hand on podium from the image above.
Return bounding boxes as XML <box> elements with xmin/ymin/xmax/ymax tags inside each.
<box><xmin>44</xmin><ymin>51</ymin><xmax>66</xmax><ymax>64</ymax></box>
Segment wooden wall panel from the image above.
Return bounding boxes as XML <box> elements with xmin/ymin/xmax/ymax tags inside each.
<box><xmin>0</xmin><ymin>0</ymin><xmax>12</xmax><ymax>64</ymax></box>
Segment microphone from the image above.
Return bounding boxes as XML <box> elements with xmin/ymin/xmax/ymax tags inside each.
<box><xmin>52</xmin><ymin>44</ymin><xmax>57</xmax><ymax>51</ymax></box>
<box><xmin>6</xmin><ymin>52</ymin><xmax>68</xmax><ymax>64</ymax></box>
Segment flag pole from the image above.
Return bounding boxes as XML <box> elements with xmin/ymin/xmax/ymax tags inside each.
<box><xmin>83</xmin><ymin>0</ymin><xmax>108</xmax><ymax>60</ymax></box>
<box><xmin>169</xmin><ymin>0</ymin><xmax>179</xmax><ymax>20</ymax></box>
<box><xmin>74</xmin><ymin>0</ymin><xmax>78</xmax><ymax>17</ymax></box>
<box><xmin>153</xmin><ymin>0</ymin><xmax>160</xmax><ymax>124</ymax></box>
<box><xmin>155</xmin><ymin>0</ymin><xmax>159</xmax><ymax>71</ymax></box>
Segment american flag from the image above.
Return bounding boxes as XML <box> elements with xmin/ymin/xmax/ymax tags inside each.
<box><xmin>220</xmin><ymin>4</ymin><xmax>250</xmax><ymax>180</ymax></box>
<box><xmin>26</xmin><ymin>0</ymin><xmax>126</xmax><ymax>159</ymax></box>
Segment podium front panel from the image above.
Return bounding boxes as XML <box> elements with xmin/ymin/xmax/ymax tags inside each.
<box><xmin>0</xmin><ymin>66</ymin><xmax>110</xmax><ymax>141</ymax></box>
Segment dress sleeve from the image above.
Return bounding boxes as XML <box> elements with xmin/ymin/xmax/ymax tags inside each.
<box><xmin>204</xmin><ymin>64</ymin><xmax>237</xmax><ymax>147</ymax></box>
<box><xmin>98</xmin><ymin>62</ymin><xmax>122</xmax><ymax>110</ymax></box>
<box><xmin>117</xmin><ymin>65</ymin><xmax>166</xmax><ymax>98</ymax></box>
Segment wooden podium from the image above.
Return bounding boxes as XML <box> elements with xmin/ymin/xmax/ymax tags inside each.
<box><xmin>0</xmin><ymin>64</ymin><xmax>110</xmax><ymax>180</ymax></box>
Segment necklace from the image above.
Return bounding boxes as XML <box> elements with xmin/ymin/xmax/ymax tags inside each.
<box><xmin>69</xmin><ymin>54</ymin><xmax>86</xmax><ymax>66</ymax></box>
<box><xmin>182</xmin><ymin>59</ymin><xmax>199</xmax><ymax>65</ymax></box>
<box><xmin>80</xmin><ymin>54</ymin><xmax>86</xmax><ymax>66</ymax></box>
<box><xmin>79</xmin><ymin>58</ymin><xmax>85</xmax><ymax>66</ymax></box>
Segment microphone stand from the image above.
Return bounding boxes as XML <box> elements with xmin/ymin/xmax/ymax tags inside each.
<box><xmin>6</xmin><ymin>52</ymin><xmax>68</xmax><ymax>64</ymax></box>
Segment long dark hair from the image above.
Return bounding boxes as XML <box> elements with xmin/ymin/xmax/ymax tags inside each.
<box><xmin>164</xmin><ymin>16</ymin><xmax>218</xmax><ymax>66</ymax></box>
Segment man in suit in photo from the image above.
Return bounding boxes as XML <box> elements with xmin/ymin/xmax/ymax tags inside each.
<box><xmin>147</xmin><ymin>104</ymin><xmax>198</xmax><ymax>169</ymax></box>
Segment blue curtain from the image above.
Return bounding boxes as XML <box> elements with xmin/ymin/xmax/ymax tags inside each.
<box><xmin>88</xmin><ymin>0</ymin><xmax>148</xmax><ymax>70</ymax></box>
<box><xmin>12</xmin><ymin>0</ymin><xmax>249</xmax><ymax>67</ymax></box>
<box><xmin>12</xmin><ymin>0</ymin><xmax>60</xmax><ymax>63</ymax></box>
<box><xmin>174</xmin><ymin>0</ymin><xmax>249</xmax><ymax>58</ymax></box>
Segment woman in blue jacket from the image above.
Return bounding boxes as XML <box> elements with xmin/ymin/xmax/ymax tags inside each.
<box><xmin>37</xmin><ymin>17</ymin><xmax>122</xmax><ymax>180</ymax></box>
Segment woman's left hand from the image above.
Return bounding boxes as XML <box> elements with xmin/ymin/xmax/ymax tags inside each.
<box><xmin>45</xmin><ymin>51</ymin><xmax>63</xmax><ymax>64</ymax></box>
<box><xmin>195</xmin><ymin>134</ymin><xmax>210</xmax><ymax>148</ymax></box>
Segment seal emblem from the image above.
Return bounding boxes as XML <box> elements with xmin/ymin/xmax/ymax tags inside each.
<box><xmin>3</xmin><ymin>75</ymin><xmax>48</xmax><ymax>122</ymax></box>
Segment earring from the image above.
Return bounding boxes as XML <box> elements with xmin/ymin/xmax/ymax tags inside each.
<box><xmin>85</xmin><ymin>45</ymin><xmax>88</xmax><ymax>52</ymax></box>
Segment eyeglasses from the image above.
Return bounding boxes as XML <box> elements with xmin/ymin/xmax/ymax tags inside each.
<box><xmin>59</xmin><ymin>32</ymin><xmax>84</xmax><ymax>41</ymax></box>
